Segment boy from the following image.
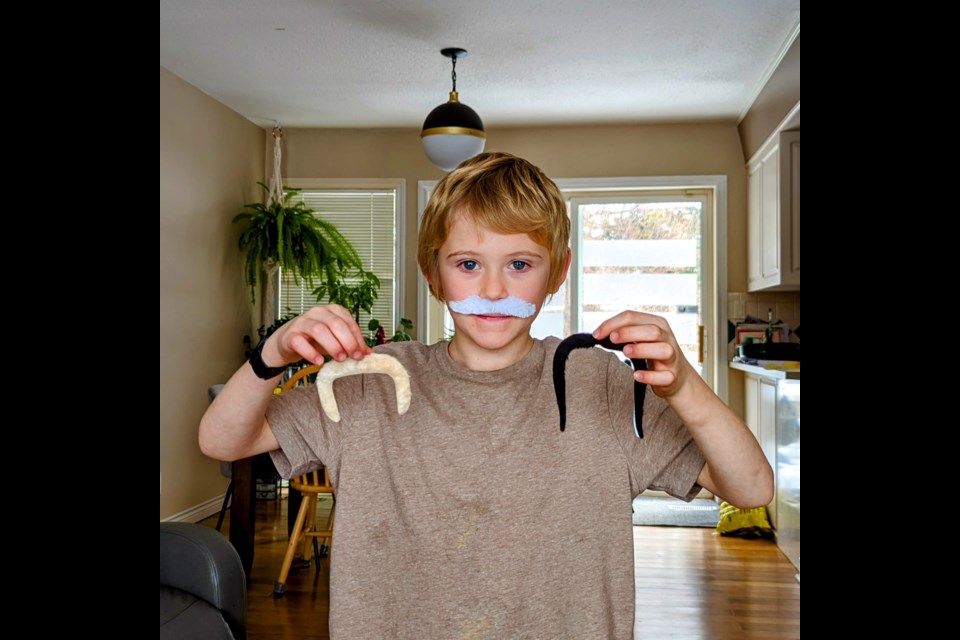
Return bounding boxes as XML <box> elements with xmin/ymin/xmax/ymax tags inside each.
<box><xmin>200</xmin><ymin>152</ymin><xmax>773</xmax><ymax>639</ymax></box>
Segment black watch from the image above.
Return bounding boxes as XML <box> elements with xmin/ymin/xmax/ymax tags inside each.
<box><xmin>248</xmin><ymin>326</ymin><xmax>289</xmax><ymax>380</ymax></box>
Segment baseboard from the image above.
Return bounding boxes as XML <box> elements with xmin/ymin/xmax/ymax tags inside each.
<box><xmin>160</xmin><ymin>494</ymin><xmax>225</xmax><ymax>523</ymax></box>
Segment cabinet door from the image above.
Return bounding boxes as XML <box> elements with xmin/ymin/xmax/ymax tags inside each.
<box><xmin>744</xmin><ymin>374</ymin><xmax>760</xmax><ymax>441</ymax></box>
<box><xmin>782</xmin><ymin>131</ymin><xmax>801</xmax><ymax>281</ymax></box>
<box><xmin>747</xmin><ymin>130</ymin><xmax>800</xmax><ymax>292</ymax></box>
<box><xmin>758</xmin><ymin>377</ymin><xmax>778</xmax><ymax>528</ymax></box>
<box><xmin>747</xmin><ymin>162</ymin><xmax>762</xmax><ymax>290</ymax></box>
<box><xmin>759</xmin><ymin>144</ymin><xmax>780</xmax><ymax>282</ymax></box>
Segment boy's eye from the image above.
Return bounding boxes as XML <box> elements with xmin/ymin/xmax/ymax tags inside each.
<box><xmin>510</xmin><ymin>260</ymin><xmax>530</xmax><ymax>271</ymax></box>
<box><xmin>459</xmin><ymin>260</ymin><xmax>479</xmax><ymax>271</ymax></box>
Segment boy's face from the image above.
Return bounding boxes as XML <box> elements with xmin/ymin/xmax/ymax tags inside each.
<box><xmin>437</xmin><ymin>211</ymin><xmax>556</xmax><ymax>364</ymax></box>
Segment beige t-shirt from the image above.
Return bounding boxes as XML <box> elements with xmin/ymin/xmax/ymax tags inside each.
<box><xmin>268</xmin><ymin>337</ymin><xmax>705</xmax><ymax>639</ymax></box>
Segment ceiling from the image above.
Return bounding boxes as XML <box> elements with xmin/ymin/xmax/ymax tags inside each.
<box><xmin>159</xmin><ymin>0</ymin><xmax>800</xmax><ymax>130</ymax></box>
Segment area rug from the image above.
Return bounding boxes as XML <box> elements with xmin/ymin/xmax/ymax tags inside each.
<box><xmin>631</xmin><ymin>496</ymin><xmax>720</xmax><ymax>528</ymax></box>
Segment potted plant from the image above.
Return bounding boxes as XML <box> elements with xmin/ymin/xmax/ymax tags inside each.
<box><xmin>235</xmin><ymin>177</ymin><xmax>410</xmax><ymax>351</ymax></box>
<box><xmin>312</xmin><ymin>269</ymin><xmax>381</xmax><ymax>324</ymax></box>
<box><xmin>234</xmin><ymin>181</ymin><xmax>365</xmax><ymax>326</ymax></box>
<box><xmin>313</xmin><ymin>273</ymin><xmax>413</xmax><ymax>347</ymax></box>
<box><xmin>367</xmin><ymin>317</ymin><xmax>414</xmax><ymax>347</ymax></box>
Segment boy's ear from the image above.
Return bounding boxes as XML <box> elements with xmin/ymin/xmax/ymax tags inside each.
<box><xmin>550</xmin><ymin>248</ymin><xmax>573</xmax><ymax>294</ymax></box>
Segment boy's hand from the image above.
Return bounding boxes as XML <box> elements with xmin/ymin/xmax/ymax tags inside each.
<box><xmin>592</xmin><ymin>311</ymin><xmax>692</xmax><ymax>398</ymax></box>
<box><xmin>262</xmin><ymin>305</ymin><xmax>374</xmax><ymax>368</ymax></box>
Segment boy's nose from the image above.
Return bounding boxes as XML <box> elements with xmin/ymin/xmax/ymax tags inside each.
<box><xmin>479</xmin><ymin>273</ymin><xmax>508</xmax><ymax>300</ymax></box>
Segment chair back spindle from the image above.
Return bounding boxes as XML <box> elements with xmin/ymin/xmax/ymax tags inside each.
<box><xmin>274</xmin><ymin>363</ymin><xmax>335</xmax><ymax>596</ymax></box>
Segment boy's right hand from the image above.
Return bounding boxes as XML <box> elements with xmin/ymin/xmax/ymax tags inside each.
<box><xmin>264</xmin><ymin>305</ymin><xmax>374</xmax><ymax>368</ymax></box>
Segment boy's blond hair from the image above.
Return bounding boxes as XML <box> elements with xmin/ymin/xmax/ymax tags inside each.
<box><xmin>418</xmin><ymin>152</ymin><xmax>570</xmax><ymax>302</ymax></box>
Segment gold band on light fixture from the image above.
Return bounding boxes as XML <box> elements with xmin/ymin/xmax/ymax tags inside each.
<box><xmin>420</xmin><ymin>127</ymin><xmax>487</xmax><ymax>138</ymax></box>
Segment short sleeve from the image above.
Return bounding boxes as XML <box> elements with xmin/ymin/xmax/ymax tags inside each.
<box><xmin>266</xmin><ymin>382</ymin><xmax>344</xmax><ymax>479</ymax></box>
<box><xmin>605</xmin><ymin>356</ymin><xmax>706</xmax><ymax>500</ymax></box>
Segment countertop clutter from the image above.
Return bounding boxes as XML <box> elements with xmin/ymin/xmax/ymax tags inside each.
<box><xmin>731</xmin><ymin>319</ymin><xmax>800</xmax><ymax>380</ymax></box>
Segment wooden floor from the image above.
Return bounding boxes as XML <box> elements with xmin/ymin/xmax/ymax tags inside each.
<box><xmin>198</xmin><ymin>493</ymin><xmax>799</xmax><ymax>639</ymax></box>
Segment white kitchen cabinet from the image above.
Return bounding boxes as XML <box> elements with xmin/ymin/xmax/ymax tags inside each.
<box><xmin>744</xmin><ymin>373</ymin><xmax>759</xmax><ymax>439</ymax></box>
<box><xmin>757</xmin><ymin>376</ymin><xmax>777</xmax><ymax>528</ymax></box>
<box><xmin>742</xmin><ymin>372</ymin><xmax>778</xmax><ymax>528</ymax></box>
<box><xmin>747</xmin><ymin>130</ymin><xmax>800</xmax><ymax>292</ymax></box>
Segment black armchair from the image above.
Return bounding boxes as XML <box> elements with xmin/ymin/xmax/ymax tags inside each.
<box><xmin>160</xmin><ymin>522</ymin><xmax>247</xmax><ymax>640</ymax></box>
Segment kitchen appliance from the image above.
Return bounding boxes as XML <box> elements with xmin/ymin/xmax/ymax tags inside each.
<box><xmin>776</xmin><ymin>379</ymin><xmax>800</xmax><ymax>579</ymax></box>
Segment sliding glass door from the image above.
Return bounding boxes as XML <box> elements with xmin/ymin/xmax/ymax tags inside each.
<box><xmin>531</xmin><ymin>193</ymin><xmax>711</xmax><ymax>382</ymax></box>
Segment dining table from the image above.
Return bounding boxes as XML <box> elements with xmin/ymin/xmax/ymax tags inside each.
<box><xmin>207</xmin><ymin>384</ymin><xmax>304</xmax><ymax>574</ymax></box>
<box><xmin>228</xmin><ymin>455</ymin><xmax>302</xmax><ymax>576</ymax></box>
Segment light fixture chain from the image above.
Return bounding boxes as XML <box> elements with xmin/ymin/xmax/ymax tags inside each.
<box><xmin>451</xmin><ymin>56</ymin><xmax>457</xmax><ymax>93</ymax></box>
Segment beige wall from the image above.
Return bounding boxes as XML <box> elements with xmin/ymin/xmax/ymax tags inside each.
<box><xmin>160</xmin><ymin>67</ymin><xmax>265</xmax><ymax>519</ymax></box>
<box><xmin>738</xmin><ymin>34</ymin><xmax>800</xmax><ymax>161</ymax></box>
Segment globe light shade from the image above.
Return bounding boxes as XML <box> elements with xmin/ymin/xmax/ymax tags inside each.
<box><xmin>420</xmin><ymin>93</ymin><xmax>486</xmax><ymax>171</ymax></box>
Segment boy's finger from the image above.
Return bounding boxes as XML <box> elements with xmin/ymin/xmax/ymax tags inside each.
<box><xmin>633</xmin><ymin>368</ymin><xmax>677</xmax><ymax>388</ymax></box>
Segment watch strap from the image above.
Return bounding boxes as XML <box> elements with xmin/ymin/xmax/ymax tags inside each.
<box><xmin>248</xmin><ymin>326</ymin><xmax>288</xmax><ymax>380</ymax></box>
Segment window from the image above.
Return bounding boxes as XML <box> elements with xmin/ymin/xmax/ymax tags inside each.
<box><xmin>535</xmin><ymin>192</ymin><xmax>709</xmax><ymax>378</ymax></box>
<box><xmin>279</xmin><ymin>180</ymin><xmax>405</xmax><ymax>336</ymax></box>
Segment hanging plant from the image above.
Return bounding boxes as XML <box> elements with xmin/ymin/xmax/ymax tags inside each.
<box><xmin>233</xmin><ymin>181</ymin><xmax>363</xmax><ymax>303</ymax></box>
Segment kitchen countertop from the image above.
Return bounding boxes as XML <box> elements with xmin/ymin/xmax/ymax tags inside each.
<box><xmin>730</xmin><ymin>359</ymin><xmax>801</xmax><ymax>380</ymax></box>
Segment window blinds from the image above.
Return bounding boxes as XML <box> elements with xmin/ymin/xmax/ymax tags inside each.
<box><xmin>278</xmin><ymin>189</ymin><xmax>397</xmax><ymax>334</ymax></box>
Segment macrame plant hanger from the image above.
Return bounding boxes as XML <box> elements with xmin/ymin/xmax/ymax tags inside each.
<box><xmin>262</xmin><ymin>124</ymin><xmax>285</xmax><ymax>328</ymax></box>
<box><xmin>267</xmin><ymin>123</ymin><xmax>285</xmax><ymax>210</ymax></box>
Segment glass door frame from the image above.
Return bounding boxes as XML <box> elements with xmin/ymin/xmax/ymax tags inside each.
<box><xmin>566</xmin><ymin>191</ymin><xmax>711</xmax><ymax>386</ymax></box>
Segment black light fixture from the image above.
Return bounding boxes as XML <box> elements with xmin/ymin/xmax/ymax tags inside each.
<box><xmin>420</xmin><ymin>47</ymin><xmax>486</xmax><ymax>171</ymax></box>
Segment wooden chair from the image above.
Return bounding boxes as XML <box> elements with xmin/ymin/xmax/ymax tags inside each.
<box><xmin>282</xmin><ymin>363</ymin><xmax>321</xmax><ymax>391</ymax></box>
<box><xmin>274</xmin><ymin>364</ymin><xmax>336</xmax><ymax>596</ymax></box>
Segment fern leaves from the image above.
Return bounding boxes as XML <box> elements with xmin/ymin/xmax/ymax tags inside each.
<box><xmin>233</xmin><ymin>183</ymin><xmax>365</xmax><ymax>303</ymax></box>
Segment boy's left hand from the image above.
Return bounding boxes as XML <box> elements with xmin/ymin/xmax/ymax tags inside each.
<box><xmin>592</xmin><ymin>311</ymin><xmax>693</xmax><ymax>398</ymax></box>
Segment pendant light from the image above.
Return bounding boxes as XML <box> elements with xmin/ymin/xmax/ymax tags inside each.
<box><xmin>420</xmin><ymin>47</ymin><xmax>486</xmax><ymax>171</ymax></box>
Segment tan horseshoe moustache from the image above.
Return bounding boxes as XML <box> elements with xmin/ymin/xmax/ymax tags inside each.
<box><xmin>315</xmin><ymin>353</ymin><xmax>411</xmax><ymax>422</ymax></box>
